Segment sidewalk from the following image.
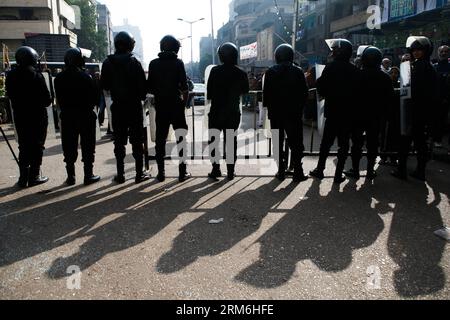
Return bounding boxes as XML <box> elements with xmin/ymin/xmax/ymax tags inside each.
<box><xmin>0</xmin><ymin>123</ymin><xmax>449</xmax><ymax>300</ymax></box>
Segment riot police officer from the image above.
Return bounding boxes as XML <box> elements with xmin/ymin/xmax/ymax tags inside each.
<box><xmin>264</xmin><ymin>44</ymin><xmax>309</xmax><ymax>182</ymax></box>
<box><xmin>344</xmin><ymin>46</ymin><xmax>396</xmax><ymax>180</ymax></box>
<box><xmin>5</xmin><ymin>46</ymin><xmax>51</xmax><ymax>188</ymax></box>
<box><xmin>207</xmin><ymin>42</ymin><xmax>249</xmax><ymax>180</ymax></box>
<box><xmin>310</xmin><ymin>39</ymin><xmax>360</xmax><ymax>184</ymax></box>
<box><xmin>433</xmin><ymin>45</ymin><xmax>450</xmax><ymax>148</ymax></box>
<box><xmin>392</xmin><ymin>36</ymin><xmax>438</xmax><ymax>181</ymax></box>
<box><xmin>101</xmin><ymin>31</ymin><xmax>151</xmax><ymax>184</ymax></box>
<box><xmin>54</xmin><ymin>48</ymin><xmax>101</xmax><ymax>186</ymax></box>
<box><xmin>147</xmin><ymin>35</ymin><xmax>190</xmax><ymax>183</ymax></box>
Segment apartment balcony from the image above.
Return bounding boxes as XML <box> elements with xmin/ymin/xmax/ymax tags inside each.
<box><xmin>0</xmin><ymin>0</ymin><xmax>52</xmax><ymax>9</ymax></box>
<box><xmin>0</xmin><ymin>20</ymin><xmax>53</xmax><ymax>39</ymax></box>
<box><xmin>330</xmin><ymin>10</ymin><xmax>371</xmax><ymax>33</ymax></box>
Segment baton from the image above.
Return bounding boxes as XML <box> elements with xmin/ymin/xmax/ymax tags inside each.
<box><xmin>0</xmin><ymin>125</ymin><xmax>19</xmax><ymax>167</ymax></box>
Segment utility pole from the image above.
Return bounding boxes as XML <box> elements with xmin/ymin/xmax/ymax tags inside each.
<box><xmin>292</xmin><ymin>0</ymin><xmax>300</xmax><ymax>48</ymax></box>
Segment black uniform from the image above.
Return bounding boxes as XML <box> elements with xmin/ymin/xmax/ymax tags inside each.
<box><xmin>101</xmin><ymin>53</ymin><xmax>147</xmax><ymax>176</ymax></box>
<box><xmin>350</xmin><ymin>68</ymin><xmax>395</xmax><ymax>175</ymax></box>
<box><xmin>264</xmin><ymin>63</ymin><xmax>309</xmax><ymax>180</ymax></box>
<box><xmin>433</xmin><ymin>59</ymin><xmax>450</xmax><ymax>143</ymax></box>
<box><xmin>54</xmin><ymin>67</ymin><xmax>98</xmax><ymax>168</ymax></box>
<box><xmin>6</xmin><ymin>65</ymin><xmax>51</xmax><ymax>183</ymax></box>
<box><xmin>147</xmin><ymin>51</ymin><xmax>189</xmax><ymax>171</ymax></box>
<box><xmin>314</xmin><ymin>60</ymin><xmax>360</xmax><ymax>179</ymax></box>
<box><xmin>207</xmin><ymin>64</ymin><xmax>249</xmax><ymax>175</ymax></box>
<box><xmin>398</xmin><ymin>58</ymin><xmax>438</xmax><ymax>178</ymax></box>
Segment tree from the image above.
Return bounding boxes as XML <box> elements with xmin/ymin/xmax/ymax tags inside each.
<box><xmin>66</xmin><ymin>0</ymin><xmax>108</xmax><ymax>62</ymax></box>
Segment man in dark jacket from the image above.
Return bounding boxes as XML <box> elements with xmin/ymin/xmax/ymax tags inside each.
<box><xmin>344</xmin><ymin>46</ymin><xmax>396</xmax><ymax>180</ymax></box>
<box><xmin>264</xmin><ymin>44</ymin><xmax>309</xmax><ymax>182</ymax></box>
<box><xmin>207</xmin><ymin>42</ymin><xmax>249</xmax><ymax>180</ymax></box>
<box><xmin>147</xmin><ymin>35</ymin><xmax>190</xmax><ymax>183</ymax></box>
<box><xmin>6</xmin><ymin>46</ymin><xmax>51</xmax><ymax>188</ymax></box>
<box><xmin>433</xmin><ymin>45</ymin><xmax>450</xmax><ymax>148</ymax></box>
<box><xmin>54</xmin><ymin>48</ymin><xmax>101</xmax><ymax>186</ymax></box>
<box><xmin>392</xmin><ymin>36</ymin><xmax>438</xmax><ymax>181</ymax></box>
<box><xmin>310</xmin><ymin>39</ymin><xmax>360</xmax><ymax>184</ymax></box>
<box><xmin>101</xmin><ymin>31</ymin><xmax>150</xmax><ymax>184</ymax></box>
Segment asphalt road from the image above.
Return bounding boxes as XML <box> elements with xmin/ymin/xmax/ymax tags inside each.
<box><xmin>0</xmin><ymin>111</ymin><xmax>449</xmax><ymax>300</ymax></box>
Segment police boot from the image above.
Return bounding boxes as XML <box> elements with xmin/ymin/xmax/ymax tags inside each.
<box><xmin>18</xmin><ymin>165</ymin><xmax>29</xmax><ymax>188</ymax></box>
<box><xmin>366</xmin><ymin>158</ymin><xmax>377</xmax><ymax>180</ymax></box>
<box><xmin>293</xmin><ymin>163</ymin><xmax>308</xmax><ymax>183</ymax></box>
<box><xmin>344</xmin><ymin>157</ymin><xmax>361</xmax><ymax>179</ymax></box>
<box><xmin>135</xmin><ymin>159</ymin><xmax>151</xmax><ymax>184</ymax></box>
<box><xmin>179</xmin><ymin>163</ymin><xmax>192</xmax><ymax>183</ymax></box>
<box><xmin>66</xmin><ymin>163</ymin><xmax>76</xmax><ymax>186</ymax></box>
<box><xmin>227</xmin><ymin>164</ymin><xmax>236</xmax><ymax>181</ymax></box>
<box><xmin>157</xmin><ymin>162</ymin><xmax>165</xmax><ymax>182</ymax></box>
<box><xmin>114</xmin><ymin>160</ymin><xmax>126</xmax><ymax>184</ymax></box>
<box><xmin>84</xmin><ymin>164</ymin><xmax>101</xmax><ymax>186</ymax></box>
<box><xmin>391</xmin><ymin>159</ymin><xmax>407</xmax><ymax>180</ymax></box>
<box><xmin>410</xmin><ymin>160</ymin><xmax>426</xmax><ymax>181</ymax></box>
<box><xmin>28</xmin><ymin>166</ymin><xmax>49</xmax><ymax>187</ymax></box>
<box><xmin>309</xmin><ymin>168</ymin><xmax>324</xmax><ymax>180</ymax></box>
<box><xmin>334</xmin><ymin>159</ymin><xmax>346</xmax><ymax>184</ymax></box>
<box><xmin>208</xmin><ymin>164</ymin><xmax>222</xmax><ymax>180</ymax></box>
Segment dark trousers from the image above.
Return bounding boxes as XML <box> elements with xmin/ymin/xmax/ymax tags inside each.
<box><xmin>317</xmin><ymin>118</ymin><xmax>350</xmax><ymax>175</ymax></box>
<box><xmin>111</xmin><ymin>104</ymin><xmax>144</xmax><ymax>166</ymax></box>
<box><xmin>208</xmin><ymin>127</ymin><xmax>238</xmax><ymax>166</ymax></box>
<box><xmin>350</xmin><ymin>119</ymin><xmax>381</xmax><ymax>170</ymax></box>
<box><xmin>61</xmin><ymin>111</ymin><xmax>96</xmax><ymax>165</ymax></box>
<box><xmin>270</xmin><ymin>117</ymin><xmax>304</xmax><ymax>174</ymax></box>
<box><xmin>398</xmin><ymin>121</ymin><xmax>429</xmax><ymax>173</ymax></box>
<box><xmin>155</xmin><ymin>108</ymin><xmax>188</xmax><ymax>166</ymax></box>
<box><xmin>15</xmin><ymin>113</ymin><xmax>48</xmax><ymax>169</ymax></box>
<box><xmin>432</xmin><ymin>101</ymin><xmax>449</xmax><ymax>143</ymax></box>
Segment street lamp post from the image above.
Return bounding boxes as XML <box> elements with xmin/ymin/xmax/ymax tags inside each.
<box><xmin>177</xmin><ymin>17</ymin><xmax>205</xmax><ymax>80</ymax></box>
<box><xmin>210</xmin><ymin>0</ymin><xmax>216</xmax><ymax>65</ymax></box>
<box><xmin>177</xmin><ymin>17</ymin><xmax>205</xmax><ymax>158</ymax></box>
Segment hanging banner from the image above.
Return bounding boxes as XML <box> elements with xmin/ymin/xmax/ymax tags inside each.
<box><xmin>240</xmin><ymin>42</ymin><xmax>258</xmax><ymax>60</ymax></box>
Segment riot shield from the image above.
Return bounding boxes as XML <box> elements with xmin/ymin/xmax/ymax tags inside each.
<box><xmin>42</xmin><ymin>72</ymin><xmax>56</xmax><ymax>140</ymax></box>
<box><xmin>399</xmin><ymin>61</ymin><xmax>413</xmax><ymax>136</ymax></box>
<box><xmin>203</xmin><ymin>64</ymin><xmax>216</xmax><ymax>132</ymax></box>
<box><xmin>315</xmin><ymin>64</ymin><xmax>326</xmax><ymax>136</ymax></box>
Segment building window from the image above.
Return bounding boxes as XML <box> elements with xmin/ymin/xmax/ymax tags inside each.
<box><xmin>19</xmin><ymin>8</ymin><xmax>34</xmax><ymax>20</ymax></box>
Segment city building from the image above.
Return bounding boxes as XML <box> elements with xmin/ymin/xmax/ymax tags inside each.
<box><xmin>0</xmin><ymin>0</ymin><xmax>78</xmax><ymax>63</ymax></box>
<box><xmin>113</xmin><ymin>19</ymin><xmax>144</xmax><ymax>63</ymax></box>
<box><xmin>97</xmin><ymin>2</ymin><xmax>114</xmax><ymax>55</ymax></box>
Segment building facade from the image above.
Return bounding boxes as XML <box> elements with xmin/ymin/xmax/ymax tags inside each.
<box><xmin>97</xmin><ymin>3</ymin><xmax>114</xmax><ymax>55</ymax></box>
<box><xmin>113</xmin><ymin>19</ymin><xmax>144</xmax><ymax>63</ymax></box>
<box><xmin>0</xmin><ymin>0</ymin><xmax>78</xmax><ymax>62</ymax></box>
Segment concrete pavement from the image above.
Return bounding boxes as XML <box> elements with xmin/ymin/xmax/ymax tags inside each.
<box><xmin>0</xmin><ymin>114</ymin><xmax>450</xmax><ymax>300</ymax></box>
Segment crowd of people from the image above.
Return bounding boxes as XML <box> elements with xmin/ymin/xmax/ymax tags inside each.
<box><xmin>3</xmin><ymin>31</ymin><xmax>450</xmax><ymax>188</ymax></box>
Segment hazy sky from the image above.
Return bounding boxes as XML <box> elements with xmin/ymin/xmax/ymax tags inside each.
<box><xmin>98</xmin><ymin>0</ymin><xmax>232</xmax><ymax>64</ymax></box>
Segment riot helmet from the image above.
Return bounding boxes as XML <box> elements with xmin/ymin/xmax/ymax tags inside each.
<box><xmin>15</xmin><ymin>46</ymin><xmax>39</xmax><ymax>68</ymax></box>
<box><xmin>160</xmin><ymin>35</ymin><xmax>181</xmax><ymax>54</ymax></box>
<box><xmin>361</xmin><ymin>46</ymin><xmax>383</xmax><ymax>69</ymax></box>
<box><xmin>218</xmin><ymin>42</ymin><xmax>239</xmax><ymax>65</ymax></box>
<box><xmin>406</xmin><ymin>36</ymin><xmax>433</xmax><ymax>59</ymax></box>
<box><xmin>64</xmin><ymin>48</ymin><xmax>85</xmax><ymax>69</ymax></box>
<box><xmin>356</xmin><ymin>45</ymin><xmax>370</xmax><ymax>57</ymax></box>
<box><xmin>275</xmin><ymin>44</ymin><xmax>294</xmax><ymax>64</ymax></box>
<box><xmin>325</xmin><ymin>39</ymin><xmax>353</xmax><ymax>61</ymax></box>
<box><xmin>114</xmin><ymin>31</ymin><xmax>136</xmax><ymax>54</ymax></box>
